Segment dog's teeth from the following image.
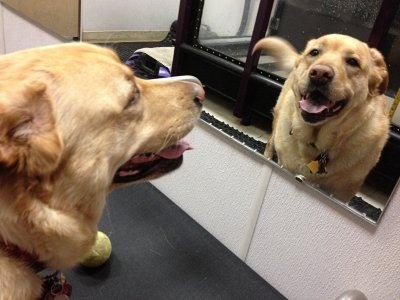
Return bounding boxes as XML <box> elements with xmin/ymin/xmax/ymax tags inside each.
<box><xmin>119</xmin><ymin>169</ymin><xmax>140</xmax><ymax>177</ymax></box>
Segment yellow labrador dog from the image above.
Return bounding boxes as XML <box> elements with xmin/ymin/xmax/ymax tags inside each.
<box><xmin>0</xmin><ymin>43</ymin><xmax>204</xmax><ymax>299</ymax></box>
<box><xmin>254</xmin><ymin>34</ymin><xmax>389</xmax><ymax>201</ymax></box>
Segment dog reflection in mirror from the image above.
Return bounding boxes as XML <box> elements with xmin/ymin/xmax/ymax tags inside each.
<box><xmin>254</xmin><ymin>34</ymin><xmax>390</xmax><ymax>201</ymax></box>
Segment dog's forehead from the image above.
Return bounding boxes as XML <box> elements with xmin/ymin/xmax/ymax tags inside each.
<box><xmin>39</xmin><ymin>44</ymin><xmax>137</xmax><ymax>117</ymax></box>
<box><xmin>0</xmin><ymin>43</ymin><xmax>134</xmax><ymax>82</ymax></box>
<box><xmin>306</xmin><ymin>35</ymin><xmax>369</xmax><ymax>57</ymax></box>
<box><xmin>0</xmin><ymin>43</ymin><xmax>137</xmax><ymax>116</ymax></box>
<box><xmin>55</xmin><ymin>44</ymin><xmax>135</xmax><ymax>100</ymax></box>
<box><xmin>63</xmin><ymin>44</ymin><xmax>133</xmax><ymax>76</ymax></box>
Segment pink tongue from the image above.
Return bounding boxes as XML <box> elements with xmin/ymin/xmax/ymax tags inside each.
<box><xmin>300</xmin><ymin>98</ymin><xmax>329</xmax><ymax>114</ymax></box>
<box><xmin>156</xmin><ymin>140</ymin><xmax>193</xmax><ymax>159</ymax></box>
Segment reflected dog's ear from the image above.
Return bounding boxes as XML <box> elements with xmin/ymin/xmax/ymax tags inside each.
<box><xmin>0</xmin><ymin>80</ymin><xmax>63</xmax><ymax>176</ymax></box>
<box><xmin>368</xmin><ymin>48</ymin><xmax>389</xmax><ymax>96</ymax></box>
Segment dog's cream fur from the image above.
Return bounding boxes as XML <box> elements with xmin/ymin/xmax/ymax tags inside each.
<box><xmin>0</xmin><ymin>43</ymin><xmax>203</xmax><ymax>299</ymax></box>
<box><xmin>254</xmin><ymin>34</ymin><xmax>389</xmax><ymax>201</ymax></box>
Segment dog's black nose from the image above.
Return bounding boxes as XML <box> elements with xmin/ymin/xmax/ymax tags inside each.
<box><xmin>309</xmin><ymin>64</ymin><xmax>334</xmax><ymax>85</ymax></box>
<box><xmin>176</xmin><ymin>76</ymin><xmax>205</xmax><ymax>104</ymax></box>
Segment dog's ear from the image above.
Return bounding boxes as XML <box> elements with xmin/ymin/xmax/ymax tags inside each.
<box><xmin>0</xmin><ymin>80</ymin><xmax>63</xmax><ymax>176</ymax></box>
<box><xmin>368</xmin><ymin>48</ymin><xmax>389</xmax><ymax>96</ymax></box>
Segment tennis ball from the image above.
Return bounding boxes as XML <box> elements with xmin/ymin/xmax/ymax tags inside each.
<box><xmin>80</xmin><ymin>231</ymin><xmax>112</xmax><ymax>267</ymax></box>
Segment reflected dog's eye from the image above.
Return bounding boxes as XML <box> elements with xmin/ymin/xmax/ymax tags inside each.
<box><xmin>346</xmin><ymin>57</ymin><xmax>360</xmax><ymax>68</ymax></box>
<box><xmin>309</xmin><ymin>49</ymin><xmax>320</xmax><ymax>57</ymax></box>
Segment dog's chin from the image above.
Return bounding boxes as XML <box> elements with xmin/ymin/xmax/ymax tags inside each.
<box><xmin>112</xmin><ymin>140</ymin><xmax>190</xmax><ymax>184</ymax></box>
<box><xmin>299</xmin><ymin>90</ymin><xmax>348</xmax><ymax>125</ymax></box>
<box><xmin>112</xmin><ymin>156</ymin><xmax>183</xmax><ymax>184</ymax></box>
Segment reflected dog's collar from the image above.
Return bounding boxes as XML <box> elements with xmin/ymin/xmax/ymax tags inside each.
<box><xmin>0</xmin><ymin>239</ymin><xmax>45</xmax><ymax>273</ymax></box>
<box><xmin>307</xmin><ymin>151</ymin><xmax>329</xmax><ymax>174</ymax></box>
<box><xmin>289</xmin><ymin>127</ymin><xmax>330</xmax><ymax>174</ymax></box>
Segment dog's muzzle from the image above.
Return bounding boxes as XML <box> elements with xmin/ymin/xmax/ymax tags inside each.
<box><xmin>151</xmin><ymin>75</ymin><xmax>205</xmax><ymax>105</ymax></box>
<box><xmin>299</xmin><ymin>90</ymin><xmax>347</xmax><ymax>124</ymax></box>
<box><xmin>113</xmin><ymin>75</ymin><xmax>205</xmax><ymax>184</ymax></box>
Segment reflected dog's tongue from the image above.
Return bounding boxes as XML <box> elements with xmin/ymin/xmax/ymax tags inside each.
<box><xmin>156</xmin><ymin>140</ymin><xmax>193</xmax><ymax>159</ymax></box>
<box><xmin>300</xmin><ymin>97</ymin><xmax>330</xmax><ymax>114</ymax></box>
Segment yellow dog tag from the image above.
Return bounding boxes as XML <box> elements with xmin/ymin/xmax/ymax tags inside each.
<box><xmin>307</xmin><ymin>160</ymin><xmax>319</xmax><ymax>174</ymax></box>
<box><xmin>307</xmin><ymin>151</ymin><xmax>329</xmax><ymax>174</ymax></box>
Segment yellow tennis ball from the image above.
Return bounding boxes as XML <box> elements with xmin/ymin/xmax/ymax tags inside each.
<box><xmin>80</xmin><ymin>231</ymin><xmax>112</xmax><ymax>267</ymax></box>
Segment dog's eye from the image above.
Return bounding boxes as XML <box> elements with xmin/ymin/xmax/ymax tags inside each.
<box><xmin>126</xmin><ymin>90</ymin><xmax>140</xmax><ymax>109</ymax></box>
<box><xmin>346</xmin><ymin>58</ymin><xmax>360</xmax><ymax>67</ymax></box>
<box><xmin>132</xmin><ymin>90</ymin><xmax>140</xmax><ymax>103</ymax></box>
<box><xmin>309</xmin><ymin>49</ymin><xmax>320</xmax><ymax>57</ymax></box>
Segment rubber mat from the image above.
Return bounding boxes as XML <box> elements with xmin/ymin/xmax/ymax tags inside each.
<box><xmin>64</xmin><ymin>183</ymin><xmax>286</xmax><ymax>300</ymax></box>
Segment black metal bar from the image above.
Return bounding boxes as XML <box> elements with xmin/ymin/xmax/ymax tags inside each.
<box><xmin>233</xmin><ymin>0</ymin><xmax>275</xmax><ymax>124</ymax></box>
<box><xmin>172</xmin><ymin>0</ymin><xmax>196</xmax><ymax>76</ymax></box>
<box><xmin>368</xmin><ymin>0</ymin><xmax>400</xmax><ymax>49</ymax></box>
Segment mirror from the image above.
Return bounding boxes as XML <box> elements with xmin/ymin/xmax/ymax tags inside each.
<box><xmin>198</xmin><ymin>0</ymin><xmax>400</xmax><ymax>223</ymax></box>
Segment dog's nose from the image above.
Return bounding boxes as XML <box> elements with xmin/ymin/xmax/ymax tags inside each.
<box><xmin>309</xmin><ymin>64</ymin><xmax>334</xmax><ymax>85</ymax></box>
<box><xmin>191</xmin><ymin>82</ymin><xmax>205</xmax><ymax>103</ymax></box>
<box><xmin>172</xmin><ymin>76</ymin><xmax>205</xmax><ymax>104</ymax></box>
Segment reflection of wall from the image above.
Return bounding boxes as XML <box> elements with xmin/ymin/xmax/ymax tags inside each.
<box><xmin>154</xmin><ymin>122</ymin><xmax>400</xmax><ymax>300</ymax></box>
<box><xmin>201</xmin><ymin>0</ymin><xmax>259</xmax><ymax>37</ymax></box>
<box><xmin>81</xmin><ymin>0</ymin><xmax>180</xmax><ymax>32</ymax></box>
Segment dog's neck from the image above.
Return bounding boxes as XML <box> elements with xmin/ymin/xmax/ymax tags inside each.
<box><xmin>309</xmin><ymin>126</ymin><xmax>324</xmax><ymax>150</ymax></box>
<box><xmin>0</xmin><ymin>239</ymin><xmax>45</xmax><ymax>273</ymax></box>
<box><xmin>291</xmin><ymin>124</ymin><xmax>326</xmax><ymax>151</ymax></box>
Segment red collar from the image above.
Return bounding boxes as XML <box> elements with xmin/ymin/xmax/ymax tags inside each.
<box><xmin>0</xmin><ymin>240</ymin><xmax>45</xmax><ymax>273</ymax></box>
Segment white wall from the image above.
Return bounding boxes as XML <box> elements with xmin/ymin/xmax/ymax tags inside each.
<box><xmin>81</xmin><ymin>0</ymin><xmax>180</xmax><ymax>32</ymax></box>
<box><xmin>153</xmin><ymin>123</ymin><xmax>269</xmax><ymax>259</ymax></box>
<box><xmin>247</xmin><ymin>171</ymin><xmax>400</xmax><ymax>300</ymax></box>
<box><xmin>153</xmin><ymin>121</ymin><xmax>400</xmax><ymax>300</ymax></box>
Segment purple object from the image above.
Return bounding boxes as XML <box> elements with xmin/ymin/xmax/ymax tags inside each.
<box><xmin>125</xmin><ymin>52</ymin><xmax>171</xmax><ymax>79</ymax></box>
